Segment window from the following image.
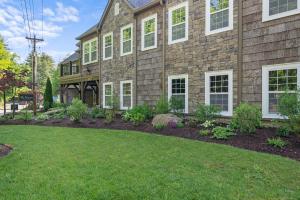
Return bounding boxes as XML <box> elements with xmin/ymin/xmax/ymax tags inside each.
<box><xmin>103</xmin><ymin>82</ymin><xmax>113</xmax><ymax>109</ymax></box>
<box><xmin>205</xmin><ymin>70</ymin><xmax>233</xmax><ymax>116</ymax></box>
<box><xmin>120</xmin><ymin>24</ymin><xmax>133</xmax><ymax>56</ymax></box>
<box><xmin>120</xmin><ymin>80</ymin><xmax>133</xmax><ymax>110</ymax></box>
<box><xmin>263</xmin><ymin>0</ymin><xmax>299</xmax><ymax>21</ymax></box>
<box><xmin>103</xmin><ymin>32</ymin><xmax>113</xmax><ymax>60</ymax></box>
<box><xmin>262</xmin><ymin>63</ymin><xmax>300</xmax><ymax>118</ymax></box>
<box><xmin>115</xmin><ymin>2</ymin><xmax>120</xmax><ymax>16</ymax></box>
<box><xmin>62</xmin><ymin>64</ymin><xmax>70</xmax><ymax>76</ymax></box>
<box><xmin>82</xmin><ymin>38</ymin><xmax>98</xmax><ymax>65</ymax></box>
<box><xmin>205</xmin><ymin>0</ymin><xmax>233</xmax><ymax>35</ymax></box>
<box><xmin>141</xmin><ymin>14</ymin><xmax>157</xmax><ymax>51</ymax></box>
<box><xmin>168</xmin><ymin>2</ymin><xmax>188</xmax><ymax>44</ymax></box>
<box><xmin>72</xmin><ymin>63</ymin><xmax>79</xmax><ymax>75</ymax></box>
<box><xmin>168</xmin><ymin>75</ymin><xmax>188</xmax><ymax>113</ymax></box>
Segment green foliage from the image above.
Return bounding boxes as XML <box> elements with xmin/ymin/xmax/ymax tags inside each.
<box><xmin>231</xmin><ymin>103</ymin><xmax>262</xmax><ymax>134</ymax></box>
<box><xmin>43</xmin><ymin>78</ymin><xmax>53</xmax><ymax>111</ymax></box>
<box><xmin>176</xmin><ymin>122</ymin><xmax>185</xmax><ymax>128</ymax></box>
<box><xmin>51</xmin><ymin>67</ymin><xmax>60</xmax><ymax>96</ymax></box>
<box><xmin>90</xmin><ymin>107</ymin><xmax>106</xmax><ymax>119</ymax></box>
<box><xmin>122</xmin><ymin>104</ymin><xmax>153</xmax><ymax>125</ymax></box>
<box><xmin>188</xmin><ymin>117</ymin><xmax>198</xmax><ymax>128</ymax></box>
<box><xmin>169</xmin><ymin>96</ymin><xmax>185</xmax><ymax>115</ymax></box>
<box><xmin>278</xmin><ymin>91</ymin><xmax>300</xmax><ymax>134</ymax></box>
<box><xmin>15</xmin><ymin>110</ymin><xmax>33</xmax><ymax>122</ymax></box>
<box><xmin>67</xmin><ymin>99</ymin><xmax>87</xmax><ymax>122</ymax></box>
<box><xmin>105</xmin><ymin>110</ymin><xmax>115</xmax><ymax>124</ymax></box>
<box><xmin>153</xmin><ymin>123</ymin><xmax>166</xmax><ymax>130</ymax></box>
<box><xmin>155</xmin><ymin>96</ymin><xmax>169</xmax><ymax>114</ymax></box>
<box><xmin>212</xmin><ymin>127</ymin><xmax>235</xmax><ymax>140</ymax></box>
<box><xmin>130</xmin><ymin>113</ymin><xmax>146</xmax><ymax>126</ymax></box>
<box><xmin>195</xmin><ymin>104</ymin><xmax>221</xmax><ymax>123</ymax></box>
<box><xmin>267</xmin><ymin>138</ymin><xmax>287</xmax><ymax>149</ymax></box>
<box><xmin>201</xmin><ymin>120</ymin><xmax>215</xmax><ymax>129</ymax></box>
<box><xmin>36</xmin><ymin>114</ymin><xmax>49</xmax><ymax>121</ymax></box>
<box><xmin>199</xmin><ymin>130</ymin><xmax>210</xmax><ymax>136</ymax></box>
<box><xmin>276</xmin><ymin>126</ymin><xmax>290</xmax><ymax>137</ymax></box>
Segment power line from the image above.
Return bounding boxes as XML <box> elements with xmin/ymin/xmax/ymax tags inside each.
<box><xmin>22</xmin><ymin>0</ymin><xmax>32</xmax><ymax>38</ymax></box>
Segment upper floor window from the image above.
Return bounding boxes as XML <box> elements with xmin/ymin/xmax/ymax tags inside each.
<box><xmin>168</xmin><ymin>2</ymin><xmax>189</xmax><ymax>45</ymax></box>
<box><xmin>142</xmin><ymin>14</ymin><xmax>157</xmax><ymax>51</ymax></box>
<box><xmin>115</xmin><ymin>2</ymin><xmax>120</xmax><ymax>16</ymax></box>
<box><xmin>120</xmin><ymin>24</ymin><xmax>133</xmax><ymax>56</ymax></box>
<box><xmin>263</xmin><ymin>0</ymin><xmax>299</xmax><ymax>21</ymax></box>
<box><xmin>205</xmin><ymin>0</ymin><xmax>233</xmax><ymax>35</ymax></box>
<box><xmin>103</xmin><ymin>32</ymin><xmax>113</xmax><ymax>60</ymax></box>
<box><xmin>83</xmin><ymin>38</ymin><xmax>98</xmax><ymax>65</ymax></box>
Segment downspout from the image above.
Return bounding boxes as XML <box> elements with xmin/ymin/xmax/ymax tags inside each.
<box><xmin>98</xmin><ymin>29</ymin><xmax>101</xmax><ymax>107</ymax></box>
<box><xmin>80</xmin><ymin>41</ymin><xmax>84</xmax><ymax>102</ymax></box>
<box><xmin>161</xmin><ymin>0</ymin><xmax>166</xmax><ymax>98</ymax></box>
<box><xmin>134</xmin><ymin>17</ymin><xmax>138</xmax><ymax>106</ymax></box>
<box><xmin>237</xmin><ymin>0</ymin><xmax>243</xmax><ymax>105</ymax></box>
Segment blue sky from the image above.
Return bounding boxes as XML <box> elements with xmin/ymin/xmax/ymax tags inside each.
<box><xmin>0</xmin><ymin>0</ymin><xmax>108</xmax><ymax>63</ymax></box>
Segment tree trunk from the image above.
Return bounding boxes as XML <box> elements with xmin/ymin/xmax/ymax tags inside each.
<box><xmin>12</xmin><ymin>88</ymin><xmax>15</xmax><ymax>118</ymax></box>
<box><xmin>3</xmin><ymin>91</ymin><xmax>6</xmax><ymax>115</ymax></box>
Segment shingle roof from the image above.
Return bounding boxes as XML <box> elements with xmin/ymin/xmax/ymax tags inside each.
<box><xmin>127</xmin><ymin>0</ymin><xmax>153</xmax><ymax>8</ymax></box>
<box><xmin>60</xmin><ymin>52</ymin><xmax>79</xmax><ymax>65</ymax></box>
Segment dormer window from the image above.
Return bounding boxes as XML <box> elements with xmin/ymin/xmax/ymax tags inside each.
<box><xmin>115</xmin><ymin>3</ymin><xmax>120</xmax><ymax>16</ymax></box>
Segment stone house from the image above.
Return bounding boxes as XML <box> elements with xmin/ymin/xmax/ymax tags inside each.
<box><xmin>60</xmin><ymin>0</ymin><xmax>300</xmax><ymax>119</ymax></box>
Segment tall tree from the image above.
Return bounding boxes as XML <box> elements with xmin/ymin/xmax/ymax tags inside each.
<box><xmin>26</xmin><ymin>53</ymin><xmax>55</xmax><ymax>92</ymax></box>
<box><xmin>43</xmin><ymin>77</ymin><xmax>53</xmax><ymax>111</ymax></box>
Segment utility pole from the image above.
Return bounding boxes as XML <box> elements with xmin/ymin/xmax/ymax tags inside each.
<box><xmin>26</xmin><ymin>35</ymin><xmax>44</xmax><ymax>116</ymax></box>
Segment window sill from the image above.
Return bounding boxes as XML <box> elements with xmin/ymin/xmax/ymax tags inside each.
<box><xmin>262</xmin><ymin>9</ymin><xmax>300</xmax><ymax>22</ymax></box>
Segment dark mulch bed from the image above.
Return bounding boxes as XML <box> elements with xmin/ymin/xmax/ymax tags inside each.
<box><xmin>0</xmin><ymin>144</ymin><xmax>13</xmax><ymax>158</ymax></box>
<box><xmin>1</xmin><ymin>118</ymin><xmax>300</xmax><ymax>161</ymax></box>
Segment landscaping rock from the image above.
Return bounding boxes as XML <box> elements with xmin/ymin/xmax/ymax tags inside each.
<box><xmin>152</xmin><ymin>114</ymin><xmax>182</xmax><ymax>127</ymax></box>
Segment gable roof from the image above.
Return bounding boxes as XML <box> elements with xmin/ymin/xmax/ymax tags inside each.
<box><xmin>127</xmin><ymin>0</ymin><xmax>153</xmax><ymax>8</ymax></box>
<box><xmin>60</xmin><ymin>52</ymin><xmax>79</xmax><ymax>65</ymax></box>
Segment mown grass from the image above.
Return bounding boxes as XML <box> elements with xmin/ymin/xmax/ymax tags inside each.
<box><xmin>0</xmin><ymin>125</ymin><xmax>299</xmax><ymax>200</ymax></box>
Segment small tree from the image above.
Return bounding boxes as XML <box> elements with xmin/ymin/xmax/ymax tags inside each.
<box><xmin>43</xmin><ymin>78</ymin><xmax>53</xmax><ymax>111</ymax></box>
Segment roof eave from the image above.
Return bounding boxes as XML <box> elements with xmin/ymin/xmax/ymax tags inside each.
<box><xmin>133</xmin><ymin>0</ymin><xmax>161</xmax><ymax>15</ymax></box>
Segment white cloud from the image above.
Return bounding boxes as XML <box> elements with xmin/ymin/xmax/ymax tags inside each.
<box><xmin>45</xmin><ymin>2</ymin><xmax>79</xmax><ymax>23</ymax></box>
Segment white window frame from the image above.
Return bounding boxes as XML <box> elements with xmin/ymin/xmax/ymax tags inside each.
<box><xmin>205</xmin><ymin>0</ymin><xmax>234</xmax><ymax>35</ymax></box>
<box><xmin>82</xmin><ymin>38</ymin><xmax>98</xmax><ymax>65</ymax></box>
<box><xmin>141</xmin><ymin>14</ymin><xmax>158</xmax><ymax>51</ymax></box>
<box><xmin>103</xmin><ymin>82</ymin><xmax>113</xmax><ymax>109</ymax></box>
<box><xmin>168</xmin><ymin>2</ymin><xmax>189</xmax><ymax>45</ymax></box>
<box><xmin>115</xmin><ymin>2</ymin><xmax>120</xmax><ymax>16</ymax></box>
<box><xmin>205</xmin><ymin>70</ymin><xmax>233</xmax><ymax>116</ymax></box>
<box><xmin>262</xmin><ymin>0</ymin><xmax>300</xmax><ymax>22</ymax></box>
<box><xmin>120</xmin><ymin>80</ymin><xmax>133</xmax><ymax>110</ymax></box>
<box><xmin>168</xmin><ymin>74</ymin><xmax>189</xmax><ymax>113</ymax></box>
<box><xmin>120</xmin><ymin>24</ymin><xmax>133</xmax><ymax>56</ymax></box>
<box><xmin>103</xmin><ymin>32</ymin><xmax>113</xmax><ymax>60</ymax></box>
<box><xmin>262</xmin><ymin>63</ymin><xmax>300</xmax><ymax>119</ymax></box>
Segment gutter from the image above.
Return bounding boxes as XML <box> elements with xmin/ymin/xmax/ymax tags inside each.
<box><xmin>161</xmin><ymin>0</ymin><xmax>166</xmax><ymax>98</ymax></box>
<box><xmin>134</xmin><ymin>17</ymin><xmax>138</xmax><ymax>106</ymax></box>
<box><xmin>97</xmin><ymin>28</ymin><xmax>102</xmax><ymax>106</ymax></box>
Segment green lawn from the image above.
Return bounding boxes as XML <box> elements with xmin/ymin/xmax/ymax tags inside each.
<box><xmin>0</xmin><ymin>126</ymin><xmax>300</xmax><ymax>200</ymax></box>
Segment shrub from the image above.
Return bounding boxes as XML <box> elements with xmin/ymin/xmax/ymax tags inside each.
<box><xmin>155</xmin><ymin>96</ymin><xmax>169</xmax><ymax>114</ymax></box>
<box><xmin>105</xmin><ymin>110</ymin><xmax>115</xmax><ymax>124</ymax></box>
<box><xmin>36</xmin><ymin>114</ymin><xmax>49</xmax><ymax>121</ymax></box>
<box><xmin>188</xmin><ymin>117</ymin><xmax>198</xmax><ymax>128</ymax></box>
<box><xmin>195</xmin><ymin>104</ymin><xmax>221</xmax><ymax>123</ymax></box>
<box><xmin>90</xmin><ymin>107</ymin><xmax>106</xmax><ymax>119</ymax></box>
<box><xmin>176</xmin><ymin>122</ymin><xmax>185</xmax><ymax>128</ymax></box>
<box><xmin>130</xmin><ymin>104</ymin><xmax>153</xmax><ymax>120</ymax></box>
<box><xmin>212</xmin><ymin>127</ymin><xmax>235</xmax><ymax>140</ymax></box>
<box><xmin>122</xmin><ymin>111</ymin><xmax>132</xmax><ymax>122</ymax></box>
<box><xmin>201</xmin><ymin>120</ymin><xmax>215</xmax><ymax>129</ymax></box>
<box><xmin>278</xmin><ymin>91</ymin><xmax>300</xmax><ymax>134</ymax></box>
<box><xmin>154</xmin><ymin>123</ymin><xmax>166</xmax><ymax>130</ymax></box>
<box><xmin>15</xmin><ymin>110</ymin><xmax>33</xmax><ymax>122</ymax></box>
<box><xmin>267</xmin><ymin>138</ymin><xmax>287</xmax><ymax>149</ymax></box>
<box><xmin>169</xmin><ymin>96</ymin><xmax>185</xmax><ymax>115</ymax></box>
<box><xmin>199</xmin><ymin>130</ymin><xmax>210</xmax><ymax>136</ymax></box>
<box><xmin>130</xmin><ymin>113</ymin><xmax>146</xmax><ymax>126</ymax></box>
<box><xmin>67</xmin><ymin>99</ymin><xmax>88</xmax><ymax>122</ymax></box>
<box><xmin>231</xmin><ymin>103</ymin><xmax>262</xmax><ymax>134</ymax></box>
<box><xmin>43</xmin><ymin>78</ymin><xmax>53</xmax><ymax>111</ymax></box>
<box><xmin>276</xmin><ymin>126</ymin><xmax>290</xmax><ymax>137</ymax></box>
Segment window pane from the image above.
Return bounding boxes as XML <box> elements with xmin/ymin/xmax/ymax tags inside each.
<box><xmin>123</xmin><ymin>40</ymin><xmax>131</xmax><ymax>54</ymax></box>
<box><xmin>172</xmin><ymin>7</ymin><xmax>186</xmax><ymax>25</ymax></box>
<box><xmin>145</xmin><ymin>19</ymin><xmax>155</xmax><ymax>34</ymax></box>
<box><xmin>210</xmin><ymin>0</ymin><xmax>229</xmax><ymax>13</ymax></box>
<box><xmin>144</xmin><ymin>33</ymin><xmax>155</xmax><ymax>48</ymax></box>
<box><xmin>105</xmin><ymin>46</ymin><xmax>112</xmax><ymax>58</ymax></box>
<box><xmin>123</xmin><ymin>83</ymin><xmax>131</xmax><ymax>95</ymax></box>
<box><xmin>210</xmin><ymin>94</ymin><xmax>229</xmax><ymax>111</ymax></box>
<box><xmin>268</xmin><ymin>69</ymin><xmax>298</xmax><ymax>92</ymax></box>
<box><xmin>91</xmin><ymin>51</ymin><xmax>97</xmax><ymax>61</ymax></box>
<box><xmin>172</xmin><ymin>23</ymin><xmax>185</xmax><ymax>41</ymax></box>
<box><xmin>84</xmin><ymin>53</ymin><xmax>89</xmax><ymax>63</ymax></box>
<box><xmin>105</xmin><ymin>85</ymin><xmax>112</xmax><ymax>95</ymax></box>
<box><xmin>210</xmin><ymin>9</ymin><xmax>229</xmax><ymax>31</ymax></box>
<box><xmin>105</xmin><ymin>35</ymin><xmax>112</xmax><ymax>47</ymax></box>
<box><xmin>123</xmin><ymin>28</ymin><xmax>131</xmax><ymax>41</ymax></box>
<box><xmin>269</xmin><ymin>0</ymin><xmax>297</xmax><ymax>16</ymax></box>
<box><xmin>123</xmin><ymin>96</ymin><xmax>131</xmax><ymax>108</ymax></box>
